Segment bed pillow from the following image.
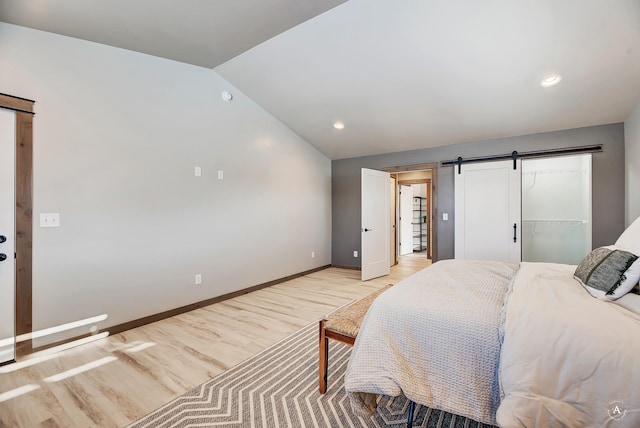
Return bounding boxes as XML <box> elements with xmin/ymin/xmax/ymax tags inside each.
<box><xmin>611</xmin><ymin>292</ymin><xmax>640</xmax><ymax>314</ymax></box>
<box><xmin>574</xmin><ymin>247</ymin><xmax>640</xmax><ymax>301</ymax></box>
<box><xmin>614</xmin><ymin>216</ymin><xmax>640</xmax><ymax>254</ymax></box>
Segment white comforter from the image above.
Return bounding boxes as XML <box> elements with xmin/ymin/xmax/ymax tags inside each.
<box><xmin>345</xmin><ymin>260</ymin><xmax>640</xmax><ymax>427</ymax></box>
<box><xmin>497</xmin><ymin>262</ymin><xmax>640</xmax><ymax>427</ymax></box>
<box><xmin>344</xmin><ymin>259</ymin><xmax>518</xmax><ymax>425</ymax></box>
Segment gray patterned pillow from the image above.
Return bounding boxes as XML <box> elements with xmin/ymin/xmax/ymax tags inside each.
<box><xmin>574</xmin><ymin>247</ymin><xmax>640</xmax><ymax>301</ymax></box>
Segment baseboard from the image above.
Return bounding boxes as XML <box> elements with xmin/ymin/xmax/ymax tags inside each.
<box><xmin>330</xmin><ymin>264</ymin><xmax>361</xmax><ymax>271</ymax></box>
<box><xmin>31</xmin><ymin>264</ymin><xmax>332</xmax><ymax>354</ymax></box>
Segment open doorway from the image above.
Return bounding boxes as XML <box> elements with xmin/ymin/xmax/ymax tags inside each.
<box><xmin>399</xmin><ymin>181</ymin><xmax>430</xmax><ymax>258</ymax></box>
<box><xmin>385</xmin><ymin>163</ymin><xmax>437</xmax><ymax>266</ymax></box>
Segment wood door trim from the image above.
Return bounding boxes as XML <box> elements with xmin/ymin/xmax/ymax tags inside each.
<box><xmin>0</xmin><ymin>93</ymin><xmax>35</xmax><ymax>115</ymax></box>
<box><xmin>390</xmin><ymin>175</ymin><xmax>397</xmax><ymax>267</ymax></box>
<box><xmin>383</xmin><ymin>163</ymin><xmax>435</xmax><ymax>173</ymax></box>
<box><xmin>397</xmin><ymin>179</ymin><xmax>432</xmax><ymax>259</ymax></box>
<box><xmin>385</xmin><ymin>163</ymin><xmax>438</xmax><ymax>262</ymax></box>
<box><xmin>397</xmin><ymin>179</ymin><xmax>428</xmax><ymax>185</ymax></box>
<box><xmin>0</xmin><ymin>94</ymin><xmax>34</xmax><ymax>358</ymax></box>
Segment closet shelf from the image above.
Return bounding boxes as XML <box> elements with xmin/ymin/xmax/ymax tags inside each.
<box><xmin>413</xmin><ymin>196</ymin><xmax>427</xmax><ymax>252</ymax></box>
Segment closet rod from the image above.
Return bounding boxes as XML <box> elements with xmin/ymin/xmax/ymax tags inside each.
<box><xmin>441</xmin><ymin>144</ymin><xmax>602</xmax><ymax>174</ymax></box>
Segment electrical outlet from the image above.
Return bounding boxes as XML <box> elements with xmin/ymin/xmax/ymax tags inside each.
<box><xmin>218</xmin><ymin>170</ymin><xmax>224</xmax><ymax>180</ymax></box>
<box><xmin>40</xmin><ymin>213</ymin><xmax>60</xmax><ymax>228</ymax></box>
<box><xmin>195</xmin><ymin>274</ymin><xmax>202</xmax><ymax>285</ymax></box>
<box><xmin>353</xmin><ymin>250</ymin><xmax>358</xmax><ymax>258</ymax></box>
<box><xmin>194</xmin><ymin>166</ymin><xmax>202</xmax><ymax>177</ymax></box>
<box><xmin>311</xmin><ymin>251</ymin><xmax>315</xmax><ymax>258</ymax></box>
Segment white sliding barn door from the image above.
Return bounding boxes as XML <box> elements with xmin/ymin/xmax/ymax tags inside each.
<box><xmin>361</xmin><ymin>168</ymin><xmax>390</xmax><ymax>281</ymax></box>
<box><xmin>0</xmin><ymin>109</ymin><xmax>16</xmax><ymax>364</ymax></box>
<box><xmin>455</xmin><ymin>160</ymin><xmax>521</xmax><ymax>263</ymax></box>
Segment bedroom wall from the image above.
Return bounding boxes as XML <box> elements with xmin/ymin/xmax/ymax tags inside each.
<box><xmin>332</xmin><ymin>123</ymin><xmax>625</xmax><ymax>267</ymax></box>
<box><xmin>0</xmin><ymin>23</ymin><xmax>332</xmax><ymax>346</ymax></box>
<box><xmin>625</xmin><ymin>100</ymin><xmax>640</xmax><ymax>226</ymax></box>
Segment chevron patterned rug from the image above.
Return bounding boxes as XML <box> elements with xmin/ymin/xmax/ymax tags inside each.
<box><xmin>127</xmin><ymin>322</ymin><xmax>495</xmax><ymax>428</ymax></box>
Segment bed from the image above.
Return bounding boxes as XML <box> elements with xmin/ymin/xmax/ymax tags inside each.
<box><xmin>344</xmin><ymin>220</ymin><xmax>640</xmax><ymax>427</ymax></box>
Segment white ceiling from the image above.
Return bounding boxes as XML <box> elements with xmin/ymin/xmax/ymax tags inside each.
<box><xmin>0</xmin><ymin>0</ymin><xmax>347</xmax><ymax>68</ymax></box>
<box><xmin>2</xmin><ymin>0</ymin><xmax>640</xmax><ymax>160</ymax></box>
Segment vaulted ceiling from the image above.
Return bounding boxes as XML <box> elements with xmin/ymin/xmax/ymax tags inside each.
<box><xmin>2</xmin><ymin>0</ymin><xmax>640</xmax><ymax>159</ymax></box>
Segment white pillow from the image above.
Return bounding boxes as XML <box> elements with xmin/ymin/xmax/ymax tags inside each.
<box><xmin>615</xmin><ymin>216</ymin><xmax>640</xmax><ymax>254</ymax></box>
<box><xmin>611</xmin><ymin>290</ymin><xmax>640</xmax><ymax>315</ymax></box>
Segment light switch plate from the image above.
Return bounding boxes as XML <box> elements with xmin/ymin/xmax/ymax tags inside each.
<box><xmin>443</xmin><ymin>213</ymin><xmax>449</xmax><ymax>221</ymax></box>
<box><xmin>40</xmin><ymin>213</ymin><xmax>60</xmax><ymax>228</ymax></box>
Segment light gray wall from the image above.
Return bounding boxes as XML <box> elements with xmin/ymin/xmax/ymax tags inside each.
<box><xmin>0</xmin><ymin>23</ymin><xmax>332</xmax><ymax>346</ymax></box>
<box><xmin>333</xmin><ymin>123</ymin><xmax>625</xmax><ymax>267</ymax></box>
<box><xmin>625</xmin><ymin>100</ymin><xmax>640</xmax><ymax>226</ymax></box>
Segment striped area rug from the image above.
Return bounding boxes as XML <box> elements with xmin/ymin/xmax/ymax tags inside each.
<box><xmin>127</xmin><ymin>322</ymin><xmax>495</xmax><ymax>428</ymax></box>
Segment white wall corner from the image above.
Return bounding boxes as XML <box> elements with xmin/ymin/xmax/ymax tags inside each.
<box><xmin>624</xmin><ymin>100</ymin><xmax>640</xmax><ymax>226</ymax></box>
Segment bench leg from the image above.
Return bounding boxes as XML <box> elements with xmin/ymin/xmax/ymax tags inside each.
<box><xmin>407</xmin><ymin>400</ymin><xmax>415</xmax><ymax>428</ymax></box>
<box><xmin>319</xmin><ymin>319</ymin><xmax>329</xmax><ymax>393</ymax></box>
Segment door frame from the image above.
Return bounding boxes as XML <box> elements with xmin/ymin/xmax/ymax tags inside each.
<box><xmin>389</xmin><ymin>175</ymin><xmax>397</xmax><ymax>266</ymax></box>
<box><xmin>385</xmin><ymin>163</ymin><xmax>438</xmax><ymax>262</ymax></box>
<box><xmin>398</xmin><ymin>184</ymin><xmax>414</xmax><ymax>256</ymax></box>
<box><xmin>0</xmin><ymin>93</ymin><xmax>34</xmax><ymax>359</ymax></box>
<box><xmin>398</xmin><ymin>179</ymin><xmax>432</xmax><ymax>259</ymax></box>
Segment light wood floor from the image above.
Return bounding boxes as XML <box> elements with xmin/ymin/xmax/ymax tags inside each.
<box><xmin>0</xmin><ymin>257</ymin><xmax>430</xmax><ymax>428</ymax></box>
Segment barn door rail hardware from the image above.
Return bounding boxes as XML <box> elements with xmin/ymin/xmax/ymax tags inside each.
<box><xmin>441</xmin><ymin>144</ymin><xmax>603</xmax><ymax>174</ymax></box>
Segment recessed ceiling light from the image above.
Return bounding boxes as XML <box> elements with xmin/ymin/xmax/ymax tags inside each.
<box><xmin>540</xmin><ymin>74</ymin><xmax>562</xmax><ymax>88</ymax></box>
<box><xmin>333</xmin><ymin>121</ymin><xmax>345</xmax><ymax>130</ymax></box>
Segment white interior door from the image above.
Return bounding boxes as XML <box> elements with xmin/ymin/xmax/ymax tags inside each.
<box><xmin>0</xmin><ymin>109</ymin><xmax>16</xmax><ymax>364</ymax></box>
<box><xmin>399</xmin><ymin>185</ymin><xmax>413</xmax><ymax>255</ymax></box>
<box><xmin>362</xmin><ymin>168</ymin><xmax>390</xmax><ymax>281</ymax></box>
<box><xmin>455</xmin><ymin>160</ymin><xmax>521</xmax><ymax>263</ymax></box>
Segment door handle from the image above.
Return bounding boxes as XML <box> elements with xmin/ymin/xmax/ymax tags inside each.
<box><xmin>363</xmin><ymin>228</ymin><xmax>373</xmax><ymax>232</ymax></box>
<box><xmin>513</xmin><ymin>223</ymin><xmax>517</xmax><ymax>243</ymax></box>
<box><xmin>0</xmin><ymin>235</ymin><xmax>5</xmax><ymax>243</ymax></box>
<box><xmin>0</xmin><ymin>254</ymin><xmax>6</xmax><ymax>262</ymax></box>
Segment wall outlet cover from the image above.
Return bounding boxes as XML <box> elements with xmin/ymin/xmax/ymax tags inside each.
<box><xmin>40</xmin><ymin>213</ymin><xmax>60</xmax><ymax>228</ymax></box>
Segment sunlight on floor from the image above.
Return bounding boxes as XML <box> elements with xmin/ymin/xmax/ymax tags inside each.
<box><xmin>44</xmin><ymin>356</ymin><xmax>118</xmax><ymax>383</ymax></box>
<box><xmin>0</xmin><ymin>384</ymin><xmax>40</xmax><ymax>403</ymax></box>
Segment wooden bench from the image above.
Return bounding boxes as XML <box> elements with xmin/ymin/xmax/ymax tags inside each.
<box><xmin>318</xmin><ymin>284</ymin><xmax>392</xmax><ymax>393</ymax></box>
